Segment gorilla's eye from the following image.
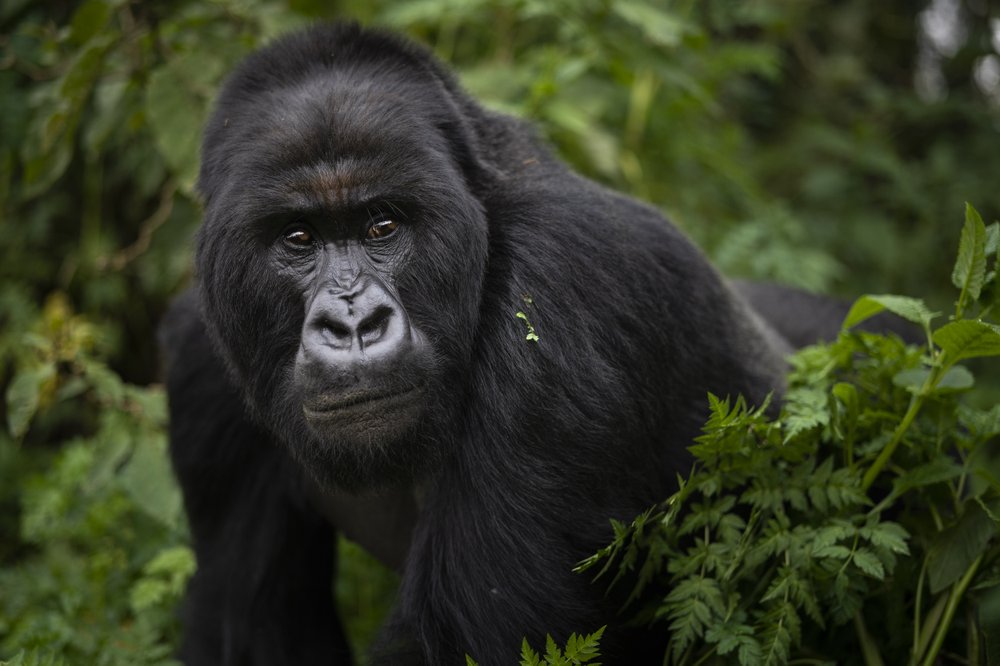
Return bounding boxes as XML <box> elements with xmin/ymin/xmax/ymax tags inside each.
<box><xmin>283</xmin><ymin>226</ymin><xmax>315</xmax><ymax>248</ymax></box>
<box><xmin>367</xmin><ymin>219</ymin><xmax>399</xmax><ymax>240</ymax></box>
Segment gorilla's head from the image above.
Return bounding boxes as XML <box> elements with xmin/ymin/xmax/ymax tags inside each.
<box><xmin>194</xmin><ymin>24</ymin><xmax>491</xmax><ymax>490</ymax></box>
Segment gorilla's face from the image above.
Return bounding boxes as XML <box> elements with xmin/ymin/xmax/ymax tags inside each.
<box><xmin>280</xmin><ymin>195</ymin><xmax>435</xmax><ymax>448</ymax></box>
<box><xmin>194</xmin><ymin>74</ymin><xmax>490</xmax><ymax>489</ymax></box>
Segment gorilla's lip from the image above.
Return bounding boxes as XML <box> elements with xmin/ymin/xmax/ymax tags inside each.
<box><xmin>302</xmin><ymin>386</ymin><xmax>421</xmax><ymax>417</ymax></box>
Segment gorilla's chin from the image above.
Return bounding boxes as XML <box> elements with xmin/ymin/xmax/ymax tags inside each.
<box><xmin>302</xmin><ymin>386</ymin><xmax>426</xmax><ymax>449</ymax></box>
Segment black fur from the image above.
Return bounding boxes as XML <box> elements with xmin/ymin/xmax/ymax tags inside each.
<box><xmin>162</xmin><ymin>22</ymin><xmax>822</xmax><ymax>665</ymax></box>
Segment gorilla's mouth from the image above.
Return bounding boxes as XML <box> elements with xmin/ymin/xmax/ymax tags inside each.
<box><xmin>301</xmin><ymin>386</ymin><xmax>426</xmax><ymax>446</ymax></box>
<box><xmin>302</xmin><ymin>386</ymin><xmax>422</xmax><ymax>420</ymax></box>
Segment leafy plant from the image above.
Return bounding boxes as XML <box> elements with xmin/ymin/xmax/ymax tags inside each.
<box><xmin>466</xmin><ymin>627</ymin><xmax>606</xmax><ymax>666</ymax></box>
<box><xmin>3</xmin><ymin>0</ymin><xmax>999</xmax><ymax>662</ymax></box>
<box><xmin>581</xmin><ymin>203</ymin><xmax>1000</xmax><ymax>665</ymax></box>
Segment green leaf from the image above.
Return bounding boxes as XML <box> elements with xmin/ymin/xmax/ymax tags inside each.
<box><xmin>129</xmin><ymin>546</ymin><xmax>195</xmax><ymax>612</ymax></box>
<box><xmin>562</xmin><ymin>627</ymin><xmax>604</xmax><ymax>663</ymax></box>
<box><xmin>952</xmin><ymin>203</ymin><xmax>988</xmax><ymax>305</ymax></box>
<box><xmin>57</xmin><ymin>37</ymin><xmax>111</xmax><ymax>104</ymax></box>
<box><xmin>0</xmin><ymin>650</ymin><xmax>67</xmax><ymax>666</ymax></box>
<box><xmin>932</xmin><ymin>320</ymin><xmax>1000</xmax><ymax>364</ymax></box>
<box><xmin>985</xmin><ymin>222</ymin><xmax>1000</xmax><ymax>257</ymax></box>
<box><xmin>782</xmin><ymin>386</ymin><xmax>828</xmax><ymax>442</ymax></box>
<box><xmin>959</xmin><ymin>403</ymin><xmax>1000</xmax><ymax>437</ymax></box>
<box><xmin>865</xmin><ymin>521</ymin><xmax>910</xmax><ymax>556</ymax></box>
<box><xmin>68</xmin><ymin>0</ymin><xmax>114</xmax><ymax>46</ymax></box>
<box><xmin>663</xmin><ymin>576</ymin><xmax>726</xmax><ymax>659</ymax></box>
<box><xmin>5</xmin><ymin>363</ymin><xmax>56</xmax><ymax>438</ymax></box>
<box><xmin>842</xmin><ymin>294</ymin><xmax>937</xmax><ymax>330</ymax></box>
<box><xmin>612</xmin><ymin>2</ymin><xmax>689</xmax><ymax>48</ymax></box>
<box><xmin>852</xmin><ymin>548</ymin><xmax>885</xmax><ymax>579</ymax></box>
<box><xmin>892</xmin><ymin>365</ymin><xmax>974</xmax><ymax>393</ymax></box>
<box><xmin>79</xmin><ymin>357</ymin><xmax>126</xmax><ymax>404</ymax></box>
<box><xmin>118</xmin><ymin>433</ymin><xmax>183</xmax><ymax>529</ymax></box>
<box><xmin>543</xmin><ymin>634</ymin><xmax>560</xmax><ymax>664</ymax></box>
<box><xmin>892</xmin><ymin>458</ymin><xmax>964</xmax><ymax>495</ymax></box>
<box><xmin>145</xmin><ymin>52</ymin><xmax>225</xmax><ymax>192</ymax></box>
<box><xmin>706</xmin><ymin>622</ymin><xmax>760</xmax><ymax>660</ymax></box>
<box><xmin>520</xmin><ymin>638</ymin><xmax>541</xmax><ymax>666</ymax></box>
<box><xmin>926</xmin><ymin>501</ymin><xmax>997</xmax><ymax>594</ymax></box>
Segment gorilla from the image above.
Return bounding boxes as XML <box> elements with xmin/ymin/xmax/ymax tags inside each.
<box><xmin>160</xmin><ymin>22</ymin><xmax>853</xmax><ymax>665</ymax></box>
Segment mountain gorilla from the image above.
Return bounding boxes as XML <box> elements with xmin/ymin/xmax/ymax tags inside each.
<box><xmin>160</xmin><ymin>22</ymin><xmax>838</xmax><ymax>665</ymax></box>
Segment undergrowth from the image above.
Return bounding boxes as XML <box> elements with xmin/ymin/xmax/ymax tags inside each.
<box><xmin>579</xmin><ymin>203</ymin><xmax>1000</xmax><ymax>665</ymax></box>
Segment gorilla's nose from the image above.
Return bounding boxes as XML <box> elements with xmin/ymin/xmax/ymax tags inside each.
<box><xmin>302</xmin><ymin>282</ymin><xmax>410</xmax><ymax>360</ymax></box>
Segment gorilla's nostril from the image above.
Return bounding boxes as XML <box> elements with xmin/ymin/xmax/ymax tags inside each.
<box><xmin>359</xmin><ymin>306</ymin><xmax>393</xmax><ymax>347</ymax></box>
<box><xmin>315</xmin><ymin>317</ymin><xmax>353</xmax><ymax>347</ymax></box>
<box><xmin>329</xmin><ymin>322</ymin><xmax>352</xmax><ymax>340</ymax></box>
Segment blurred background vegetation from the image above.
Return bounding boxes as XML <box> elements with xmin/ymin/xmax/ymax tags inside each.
<box><xmin>1</xmin><ymin>0</ymin><xmax>998</xmax><ymax>663</ymax></box>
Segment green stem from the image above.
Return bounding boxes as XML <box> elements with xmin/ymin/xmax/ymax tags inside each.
<box><xmin>912</xmin><ymin>589</ymin><xmax>948</xmax><ymax>664</ymax></box>
<box><xmin>862</xmin><ymin>361</ymin><xmax>946</xmax><ymax>491</ymax></box>
<box><xmin>912</xmin><ymin>558</ymin><xmax>926</xmax><ymax>657</ymax></box>
<box><xmin>862</xmin><ymin>393</ymin><xmax>922</xmax><ymax>491</ymax></box>
<box><xmin>854</xmin><ymin>611</ymin><xmax>886</xmax><ymax>666</ymax></box>
<box><xmin>918</xmin><ymin>554</ymin><xmax>983</xmax><ymax>666</ymax></box>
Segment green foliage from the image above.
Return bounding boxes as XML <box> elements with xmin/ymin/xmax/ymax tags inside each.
<box><xmin>581</xmin><ymin>204</ymin><xmax>1000</xmax><ymax>665</ymax></box>
<box><xmin>0</xmin><ymin>293</ymin><xmax>189</xmax><ymax>664</ymax></box>
<box><xmin>0</xmin><ymin>651</ymin><xmax>66</xmax><ymax>666</ymax></box>
<box><xmin>3</xmin><ymin>0</ymin><xmax>999</xmax><ymax>662</ymax></box>
<box><xmin>0</xmin><ymin>3</ymin><xmax>314</xmax><ymax>662</ymax></box>
<box><xmin>466</xmin><ymin>627</ymin><xmax>606</xmax><ymax>666</ymax></box>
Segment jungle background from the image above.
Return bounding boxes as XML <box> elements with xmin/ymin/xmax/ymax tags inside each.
<box><xmin>1</xmin><ymin>0</ymin><xmax>999</xmax><ymax>664</ymax></box>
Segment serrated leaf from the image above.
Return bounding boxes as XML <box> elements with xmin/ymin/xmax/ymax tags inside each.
<box><xmin>927</xmin><ymin>501</ymin><xmax>997</xmax><ymax>594</ymax></box>
<box><xmin>118</xmin><ymin>433</ymin><xmax>183</xmax><ymax>528</ymax></box>
<box><xmin>892</xmin><ymin>458</ymin><xmax>964</xmax><ymax>494</ymax></box>
<box><xmin>6</xmin><ymin>363</ymin><xmax>56</xmax><ymax>438</ymax></box>
<box><xmin>933</xmin><ymin>320</ymin><xmax>1000</xmax><ymax>364</ymax></box>
<box><xmin>79</xmin><ymin>357</ymin><xmax>125</xmax><ymax>404</ymax></box>
<box><xmin>781</xmin><ymin>386</ymin><xmax>829</xmax><ymax>442</ymax></box>
<box><xmin>872</xmin><ymin>523</ymin><xmax>911</xmax><ymax>555</ymax></box>
<box><xmin>543</xmin><ymin>633</ymin><xmax>562</xmax><ymax>664</ymax></box>
<box><xmin>960</xmin><ymin>403</ymin><xmax>1000</xmax><ymax>437</ymax></box>
<box><xmin>520</xmin><ymin>638</ymin><xmax>540</xmax><ymax>666</ymax></box>
<box><xmin>952</xmin><ymin>203</ymin><xmax>988</xmax><ymax>303</ymax></box>
<box><xmin>986</xmin><ymin>222</ymin><xmax>1000</xmax><ymax>257</ymax></box>
<box><xmin>706</xmin><ymin>622</ymin><xmax>758</xmax><ymax>659</ymax></box>
<box><xmin>813</xmin><ymin>544</ymin><xmax>852</xmax><ymax>560</ymax></box>
<box><xmin>852</xmin><ymin>548</ymin><xmax>885</xmax><ymax>579</ymax></box>
<box><xmin>563</xmin><ymin>627</ymin><xmax>604</xmax><ymax>663</ymax></box>
<box><xmin>842</xmin><ymin>294</ymin><xmax>937</xmax><ymax>330</ymax></box>
<box><xmin>892</xmin><ymin>365</ymin><xmax>974</xmax><ymax>393</ymax></box>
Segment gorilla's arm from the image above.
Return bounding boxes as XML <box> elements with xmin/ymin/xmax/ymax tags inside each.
<box><xmin>160</xmin><ymin>290</ymin><xmax>353</xmax><ymax>666</ymax></box>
